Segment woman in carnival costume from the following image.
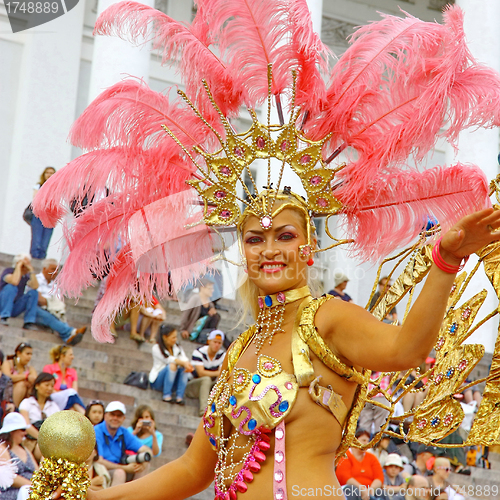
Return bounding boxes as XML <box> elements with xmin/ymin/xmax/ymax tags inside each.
<box><xmin>34</xmin><ymin>1</ymin><xmax>500</xmax><ymax>499</ymax></box>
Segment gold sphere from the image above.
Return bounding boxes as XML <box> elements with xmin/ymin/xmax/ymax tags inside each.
<box><xmin>38</xmin><ymin>411</ymin><xmax>96</xmax><ymax>463</ymax></box>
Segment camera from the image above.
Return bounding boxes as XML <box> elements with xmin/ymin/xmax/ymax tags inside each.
<box><xmin>142</xmin><ymin>420</ymin><xmax>151</xmax><ymax>427</ymax></box>
<box><xmin>121</xmin><ymin>452</ymin><xmax>151</xmax><ymax>464</ymax></box>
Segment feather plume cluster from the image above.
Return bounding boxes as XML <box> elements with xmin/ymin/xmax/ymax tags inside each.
<box><xmin>32</xmin><ymin>1</ymin><xmax>500</xmax><ymax>341</ymax></box>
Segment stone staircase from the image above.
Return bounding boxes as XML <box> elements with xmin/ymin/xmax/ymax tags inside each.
<box><xmin>1</xmin><ymin>252</ymin><xmax>500</xmax><ymax>499</ymax></box>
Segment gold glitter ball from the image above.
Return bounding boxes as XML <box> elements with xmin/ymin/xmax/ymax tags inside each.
<box><xmin>38</xmin><ymin>411</ymin><xmax>95</xmax><ymax>463</ymax></box>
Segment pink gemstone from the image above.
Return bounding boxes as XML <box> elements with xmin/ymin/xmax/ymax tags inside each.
<box><xmin>256</xmin><ymin>137</ymin><xmax>266</xmax><ymax>149</ymax></box>
<box><xmin>310</xmin><ymin>175</ymin><xmax>322</xmax><ymax>186</ymax></box>
<box><xmin>280</xmin><ymin>141</ymin><xmax>289</xmax><ymax>152</ymax></box>
<box><xmin>234</xmin><ymin>147</ymin><xmax>244</xmax><ymax>158</ymax></box>
<box><xmin>235</xmin><ymin>481</ymin><xmax>247</xmax><ymax>493</ymax></box>
<box><xmin>417</xmin><ymin>419</ymin><xmax>427</xmax><ymax>429</ymax></box>
<box><xmin>275</xmin><ymin>428</ymin><xmax>284</xmax><ymax>440</ymax></box>
<box><xmin>260</xmin><ymin>433</ymin><xmax>271</xmax><ymax>443</ymax></box>
<box><xmin>277</xmin><ymin>292</ymin><xmax>285</xmax><ymax>304</ymax></box>
<box><xmin>434</xmin><ymin>373</ymin><xmax>443</xmax><ymax>385</ymax></box>
<box><xmin>274</xmin><ymin>470</ymin><xmax>283</xmax><ymax>483</ymax></box>
<box><xmin>229</xmin><ymin>491</ymin><xmax>237</xmax><ymax>500</ymax></box>
<box><xmin>275</xmin><ymin>451</ymin><xmax>284</xmax><ymax>463</ymax></box>
<box><xmin>220</xmin><ymin>166</ymin><xmax>231</xmax><ymax>176</ymax></box>
<box><xmin>237</xmin><ymin>374</ymin><xmax>245</xmax><ymax>383</ymax></box>
<box><xmin>458</xmin><ymin>359</ymin><xmax>468</xmax><ymax>371</ymax></box>
<box><xmin>258</xmin><ymin>441</ymin><xmax>270</xmax><ymax>451</ymax></box>
<box><xmin>264</xmin><ymin>362</ymin><xmax>274</xmax><ymax>369</ymax></box>
<box><xmin>462</xmin><ymin>308</ymin><xmax>471</xmax><ymax>320</ymax></box>
<box><xmin>242</xmin><ymin>470</ymin><xmax>254</xmax><ymax>482</ymax></box>
<box><xmin>276</xmin><ymin>488</ymin><xmax>284</xmax><ymax>500</ymax></box>
<box><xmin>220</xmin><ymin>209</ymin><xmax>232</xmax><ymax>219</ymax></box>
<box><xmin>224</xmin><ymin>492</ymin><xmax>231</xmax><ymax>500</ymax></box>
<box><xmin>317</xmin><ymin>198</ymin><xmax>329</xmax><ymax>208</ymax></box>
<box><xmin>443</xmin><ymin>413</ymin><xmax>454</xmax><ymax>426</ymax></box>
<box><xmin>284</xmin><ymin>382</ymin><xmax>292</xmax><ymax>390</ymax></box>
<box><xmin>300</xmin><ymin>154</ymin><xmax>311</xmax><ymax>164</ymax></box>
<box><xmin>301</xmin><ymin>245</ymin><xmax>311</xmax><ymax>256</ymax></box>
<box><xmin>258</xmin><ymin>297</ymin><xmax>264</xmax><ymax>309</ymax></box>
<box><xmin>261</xmin><ymin>216</ymin><xmax>272</xmax><ymax>228</ymax></box>
<box><xmin>215</xmin><ymin>190</ymin><xmax>226</xmax><ymax>199</ymax></box>
<box><xmin>254</xmin><ymin>450</ymin><xmax>266</xmax><ymax>462</ymax></box>
<box><xmin>248</xmin><ymin>461</ymin><xmax>261</xmax><ymax>472</ymax></box>
<box><xmin>435</xmin><ymin>337</ymin><xmax>445</xmax><ymax>350</ymax></box>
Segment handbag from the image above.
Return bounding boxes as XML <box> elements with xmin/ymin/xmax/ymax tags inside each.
<box><xmin>189</xmin><ymin>315</ymin><xmax>208</xmax><ymax>341</ymax></box>
<box><xmin>23</xmin><ymin>204</ymin><xmax>34</xmax><ymax>225</ymax></box>
<box><xmin>123</xmin><ymin>371</ymin><xmax>149</xmax><ymax>390</ymax></box>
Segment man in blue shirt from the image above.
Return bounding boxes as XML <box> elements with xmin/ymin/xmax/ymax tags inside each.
<box><xmin>94</xmin><ymin>401</ymin><xmax>152</xmax><ymax>486</ymax></box>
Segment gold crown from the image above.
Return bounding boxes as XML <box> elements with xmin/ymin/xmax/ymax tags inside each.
<box><xmin>163</xmin><ymin>68</ymin><xmax>344</xmax><ymax>232</ymax></box>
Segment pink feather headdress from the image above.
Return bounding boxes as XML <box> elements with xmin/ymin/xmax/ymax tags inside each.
<box><xmin>33</xmin><ymin>1</ymin><xmax>500</xmax><ymax>341</ymax></box>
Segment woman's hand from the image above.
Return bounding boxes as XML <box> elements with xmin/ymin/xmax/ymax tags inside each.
<box><xmin>440</xmin><ymin>208</ymin><xmax>500</xmax><ymax>264</ymax></box>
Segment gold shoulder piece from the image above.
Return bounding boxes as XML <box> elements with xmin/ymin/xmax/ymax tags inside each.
<box><xmin>298</xmin><ymin>296</ymin><xmax>365</xmax><ymax>385</ymax></box>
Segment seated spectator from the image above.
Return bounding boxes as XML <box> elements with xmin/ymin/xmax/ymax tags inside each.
<box><xmin>404</xmin><ymin>445</ymin><xmax>435</xmax><ymax>476</ymax></box>
<box><xmin>185</xmin><ymin>330</ymin><xmax>226</xmax><ymax>416</ymax></box>
<box><xmin>94</xmin><ymin>401</ymin><xmax>152</xmax><ymax>486</ymax></box>
<box><xmin>328</xmin><ymin>273</ymin><xmax>353</xmax><ymax>302</ymax></box>
<box><xmin>0</xmin><ymin>412</ymin><xmax>38</xmax><ymax>500</ymax></box>
<box><xmin>127</xmin><ymin>405</ymin><xmax>163</xmax><ymax>457</ymax></box>
<box><xmin>35</xmin><ymin>258</ymin><xmax>87</xmax><ymax>346</ymax></box>
<box><xmin>86</xmin><ymin>444</ymin><xmax>111</xmax><ymax>490</ymax></box>
<box><xmin>358</xmin><ymin>372</ymin><xmax>392</xmax><ymax>436</ymax></box>
<box><xmin>180</xmin><ymin>279</ymin><xmax>220</xmax><ymax>341</ymax></box>
<box><xmin>0</xmin><ymin>350</ymin><xmax>15</xmax><ymax>422</ymax></box>
<box><xmin>136</xmin><ymin>298</ymin><xmax>166</xmax><ymax>343</ymax></box>
<box><xmin>406</xmin><ymin>476</ymin><xmax>430</xmax><ymax>500</ymax></box>
<box><xmin>0</xmin><ymin>254</ymin><xmax>39</xmax><ymax>329</ymax></box>
<box><xmin>431</xmin><ymin>489</ymin><xmax>448</xmax><ymax>500</ymax></box>
<box><xmin>86</xmin><ymin>400</ymin><xmax>105</xmax><ymax>426</ymax></box>
<box><xmin>369</xmin><ymin>276</ymin><xmax>398</xmax><ymax>323</ymax></box>
<box><xmin>42</xmin><ymin>345</ymin><xmax>86</xmax><ymax>413</ymax></box>
<box><xmin>19</xmin><ymin>372</ymin><xmax>59</xmax><ymax>439</ymax></box>
<box><xmin>1</xmin><ymin>343</ymin><xmax>37</xmax><ymax>407</ymax></box>
<box><xmin>382</xmin><ymin>453</ymin><xmax>407</xmax><ymax>500</ymax></box>
<box><xmin>149</xmin><ymin>324</ymin><xmax>193</xmax><ymax>404</ymax></box>
<box><xmin>429</xmin><ymin>458</ymin><xmax>465</xmax><ymax>500</ymax></box>
<box><xmin>113</xmin><ymin>298</ymin><xmax>141</xmax><ymax>341</ymax></box>
<box><xmin>369</xmin><ymin>435</ymin><xmax>392</xmax><ymax>466</ymax></box>
<box><xmin>336</xmin><ymin>428</ymin><xmax>384</xmax><ymax>500</ymax></box>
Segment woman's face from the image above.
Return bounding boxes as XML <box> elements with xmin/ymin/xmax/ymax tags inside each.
<box><xmin>242</xmin><ymin>208</ymin><xmax>310</xmax><ymax>295</ymax></box>
<box><xmin>163</xmin><ymin>331</ymin><xmax>178</xmax><ymax>348</ymax></box>
<box><xmin>87</xmin><ymin>405</ymin><xmax>104</xmax><ymax>426</ymax></box>
<box><xmin>36</xmin><ymin>379</ymin><xmax>55</xmax><ymax>399</ymax></box>
<box><xmin>60</xmin><ymin>348</ymin><xmax>74</xmax><ymax>366</ymax></box>
<box><xmin>18</xmin><ymin>347</ymin><xmax>33</xmax><ymax>366</ymax></box>
<box><xmin>11</xmin><ymin>429</ymin><xmax>26</xmax><ymax>445</ymax></box>
<box><xmin>434</xmin><ymin>459</ymin><xmax>451</xmax><ymax>480</ymax></box>
<box><xmin>357</xmin><ymin>434</ymin><xmax>370</xmax><ymax>447</ymax></box>
<box><xmin>43</xmin><ymin>168</ymin><xmax>55</xmax><ymax>181</ymax></box>
<box><xmin>140</xmin><ymin>410</ymin><xmax>153</xmax><ymax>422</ymax></box>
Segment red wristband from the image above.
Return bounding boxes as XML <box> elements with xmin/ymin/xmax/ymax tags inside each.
<box><xmin>432</xmin><ymin>237</ymin><xmax>469</xmax><ymax>274</ymax></box>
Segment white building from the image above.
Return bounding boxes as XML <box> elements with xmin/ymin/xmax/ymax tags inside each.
<box><xmin>1</xmin><ymin>0</ymin><xmax>499</xmax><ymax>351</ymax></box>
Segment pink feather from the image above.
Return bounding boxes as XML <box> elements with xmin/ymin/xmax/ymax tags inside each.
<box><xmin>94</xmin><ymin>1</ymin><xmax>244</xmax><ymax>117</ymax></box>
<box><xmin>338</xmin><ymin>163</ymin><xmax>490</xmax><ymax>260</ymax></box>
<box><xmin>199</xmin><ymin>0</ymin><xmax>296</xmax><ymax>107</ymax></box>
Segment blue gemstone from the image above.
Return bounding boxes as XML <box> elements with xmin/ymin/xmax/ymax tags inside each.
<box><xmin>279</xmin><ymin>401</ymin><xmax>289</xmax><ymax>412</ymax></box>
<box><xmin>264</xmin><ymin>295</ymin><xmax>273</xmax><ymax>307</ymax></box>
<box><xmin>431</xmin><ymin>417</ymin><xmax>439</xmax><ymax>427</ymax></box>
<box><xmin>252</xmin><ymin>374</ymin><xmax>261</xmax><ymax>384</ymax></box>
<box><xmin>449</xmin><ymin>323</ymin><xmax>457</xmax><ymax>333</ymax></box>
<box><xmin>446</xmin><ymin>368</ymin><xmax>454</xmax><ymax>378</ymax></box>
<box><xmin>211</xmin><ymin>403</ymin><xmax>216</xmax><ymax>413</ymax></box>
<box><xmin>229</xmin><ymin>395</ymin><xmax>237</xmax><ymax>406</ymax></box>
<box><xmin>248</xmin><ymin>419</ymin><xmax>257</xmax><ymax>430</ymax></box>
<box><xmin>209</xmin><ymin>437</ymin><xmax>217</xmax><ymax>447</ymax></box>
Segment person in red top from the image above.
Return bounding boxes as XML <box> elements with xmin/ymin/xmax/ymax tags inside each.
<box><xmin>42</xmin><ymin>345</ymin><xmax>86</xmax><ymax>413</ymax></box>
<box><xmin>336</xmin><ymin>429</ymin><xmax>384</xmax><ymax>500</ymax></box>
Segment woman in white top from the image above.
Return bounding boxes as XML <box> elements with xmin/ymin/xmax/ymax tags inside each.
<box><xmin>149</xmin><ymin>324</ymin><xmax>193</xmax><ymax>404</ymax></box>
<box><xmin>18</xmin><ymin>372</ymin><xmax>59</xmax><ymax>439</ymax></box>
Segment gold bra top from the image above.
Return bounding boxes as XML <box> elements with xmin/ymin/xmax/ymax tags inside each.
<box><xmin>203</xmin><ymin>295</ymin><xmax>366</xmax><ymax>449</ymax></box>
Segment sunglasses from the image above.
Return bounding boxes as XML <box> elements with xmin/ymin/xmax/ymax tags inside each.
<box><xmin>88</xmin><ymin>400</ymin><xmax>104</xmax><ymax>407</ymax></box>
<box><xmin>437</xmin><ymin>467</ymin><xmax>451</xmax><ymax>472</ymax></box>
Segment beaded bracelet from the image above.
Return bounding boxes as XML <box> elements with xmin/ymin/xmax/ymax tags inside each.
<box><xmin>432</xmin><ymin>237</ymin><xmax>469</xmax><ymax>274</ymax></box>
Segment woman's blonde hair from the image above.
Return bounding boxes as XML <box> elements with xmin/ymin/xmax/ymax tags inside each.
<box><xmin>49</xmin><ymin>344</ymin><xmax>72</xmax><ymax>363</ymax></box>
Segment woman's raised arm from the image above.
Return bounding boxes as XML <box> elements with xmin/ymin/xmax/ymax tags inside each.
<box><xmin>317</xmin><ymin>208</ymin><xmax>500</xmax><ymax>373</ymax></box>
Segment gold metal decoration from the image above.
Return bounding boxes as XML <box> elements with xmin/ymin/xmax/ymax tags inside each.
<box><xmin>29</xmin><ymin>411</ymin><xmax>95</xmax><ymax>500</ymax></box>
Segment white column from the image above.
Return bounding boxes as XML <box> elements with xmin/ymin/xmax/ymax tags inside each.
<box><xmin>0</xmin><ymin>1</ymin><xmax>85</xmax><ymax>259</ymax></box>
<box><xmin>88</xmin><ymin>0</ymin><xmax>154</xmax><ymax>103</ymax></box>
<box><xmin>307</xmin><ymin>0</ymin><xmax>323</xmax><ymax>36</ymax></box>
<box><xmin>446</xmin><ymin>1</ymin><xmax>500</xmax><ymax>353</ymax></box>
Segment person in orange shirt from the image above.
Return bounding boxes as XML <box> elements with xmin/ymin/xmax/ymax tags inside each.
<box><xmin>336</xmin><ymin>429</ymin><xmax>384</xmax><ymax>500</ymax></box>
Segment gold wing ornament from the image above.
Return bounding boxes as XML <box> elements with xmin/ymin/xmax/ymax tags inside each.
<box><xmin>338</xmin><ymin>200</ymin><xmax>500</xmax><ymax>456</ymax></box>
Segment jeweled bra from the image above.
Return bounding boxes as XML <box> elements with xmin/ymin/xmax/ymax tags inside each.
<box><xmin>203</xmin><ymin>293</ymin><xmax>364</xmax><ymax>500</ymax></box>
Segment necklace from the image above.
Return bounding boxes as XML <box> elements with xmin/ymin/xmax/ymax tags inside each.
<box><xmin>254</xmin><ymin>285</ymin><xmax>311</xmax><ymax>354</ymax></box>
